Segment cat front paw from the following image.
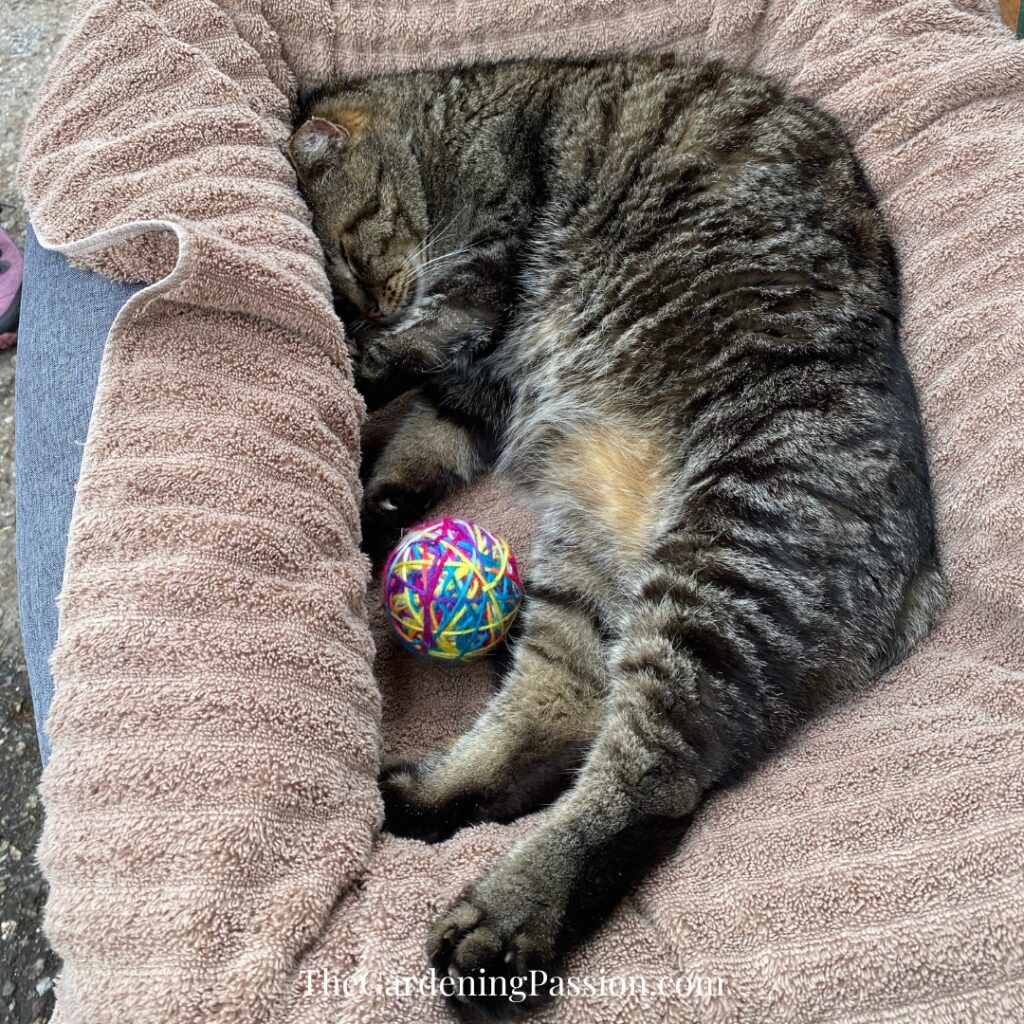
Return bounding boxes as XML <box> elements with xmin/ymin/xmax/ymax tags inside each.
<box><xmin>354</xmin><ymin>338</ymin><xmax>419</xmax><ymax>410</ymax></box>
<box><xmin>428</xmin><ymin>876</ymin><xmax>563</xmax><ymax>1009</ymax></box>
<box><xmin>361</xmin><ymin>481</ymin><xmax>438</xmax><ymax>563</ymax></box>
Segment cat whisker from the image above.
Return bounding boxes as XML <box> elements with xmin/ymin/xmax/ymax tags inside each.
<box><xmin>422</xmin><ymin>351</ymin><xmax>458</xmax><ymax>375</ymax></box>
<box><xmin>409</xmin><ymin>203</ymin><xmax>470</xmax><ymax>264</ymax></box>
<box><xmin>428</xmin><ymin>203</ymin><xmax>469</xmax><ymax>250</ymax></box>
<box><xmin>418</xmin><ymin>243</ymin><xmax>477</xmax><ymax>268</ymax></box>
<box><xmin>346</xmin><ymin>317</ymin><xmax>376</xmax><ymax>338</ymax></box>
<box><xmin>416</xmin><ymin>245</ymin><xmax>479</xmax><ymax>279</ymax></box>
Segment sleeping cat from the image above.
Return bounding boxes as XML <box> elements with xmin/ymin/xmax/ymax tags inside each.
<box><xmin>289</xmin><ymin>56</ymin><xmax>942</xmax><ymax>1007</ymax></box>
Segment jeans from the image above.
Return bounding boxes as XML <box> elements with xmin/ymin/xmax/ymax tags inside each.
<box><xmin>15</xmin><ymin>228</ymin><xmax>142</xmax><ymax>766</ymax></box>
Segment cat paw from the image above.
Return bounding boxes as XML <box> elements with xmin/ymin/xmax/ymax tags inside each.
<box><xmin>428</xmin><ymin>883</ymin><xmax>562</xmax><ymax>1009</ymax></box>
<box><xmin>379</xmin><ymin>762</ymin><xmax>481</xmax><ymax>843</ymax></box>
<box><xmin>361</xmin><ymin>481</ymin><xmax>440</xmax><ymax>564</ymax></box>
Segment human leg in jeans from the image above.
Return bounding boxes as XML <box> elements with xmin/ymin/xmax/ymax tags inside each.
<box><xmin>15</xmin><ymin>227</ymin><xmax>142</xmax><ymax>765</ymax></box>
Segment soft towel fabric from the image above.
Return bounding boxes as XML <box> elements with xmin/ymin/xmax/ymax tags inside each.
<box><xmin>18</xmin><ymin>1</ymin><xmax>1024</xmax><ymax>1021</ymax></box>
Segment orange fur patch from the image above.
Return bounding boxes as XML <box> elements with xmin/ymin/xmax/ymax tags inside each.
<box><xmin>562</xmin><ymin>424</ymin><xmax>668</xmax><ymax>557</ymax></box>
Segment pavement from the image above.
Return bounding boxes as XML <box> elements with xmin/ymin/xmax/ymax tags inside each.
<box><xmin>2</xmin><ymin>1</ymin><xmax>77</xmax><ymax>1021</ymax></box>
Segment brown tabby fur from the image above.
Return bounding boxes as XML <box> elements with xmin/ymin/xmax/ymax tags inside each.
<box><xmin>289</xmin><ymin>56</ymin><xmax>942</xmax><ymax>1011</ymax></box>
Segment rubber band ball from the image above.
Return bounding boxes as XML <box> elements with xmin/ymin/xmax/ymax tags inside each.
<box><xmin>382</xmin><ymin>517</ymin><xmax>523</xmax><ymax>661</ymax></box>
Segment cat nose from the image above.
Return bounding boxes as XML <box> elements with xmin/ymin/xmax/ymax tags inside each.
<box><xmin>366</xmin><ymin>304</ymin><xmax>382</xmax><ymax>320</ymax></box>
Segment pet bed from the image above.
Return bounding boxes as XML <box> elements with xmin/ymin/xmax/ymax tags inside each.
<box><xmin>19</xmin><ymin>1</ymin><xmax>1024</xmax><ymax>1021</ymax></box>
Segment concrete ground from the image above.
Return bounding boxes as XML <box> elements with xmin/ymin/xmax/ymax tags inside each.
<box><xmin>2</xmin><ymin>1</ymin><xmax>76</xmax><ymax>1021</ymax></box>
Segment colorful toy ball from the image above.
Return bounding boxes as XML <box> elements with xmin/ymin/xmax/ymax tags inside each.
<box><xmin>382</xmin><ymin>517</ymin><xmax>523</xmax><ymax>661</ymax></box>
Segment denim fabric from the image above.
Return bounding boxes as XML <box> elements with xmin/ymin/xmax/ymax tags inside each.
<box><xmin>15</xmin><ymin>227</ymin><xmax>142</xmax><ymax>765</ymax></box>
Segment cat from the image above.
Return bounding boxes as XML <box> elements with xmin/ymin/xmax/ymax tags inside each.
<box><xmin>289</xmin><ymin>56</ymin><xmax>943</xmax><ymax>1009</ymax></box>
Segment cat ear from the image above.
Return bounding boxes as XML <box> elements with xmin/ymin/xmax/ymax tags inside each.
<box><xmin>287</xmin><ymin>118</ymin><xmax>351</xmax><ymax>180</ymax></box>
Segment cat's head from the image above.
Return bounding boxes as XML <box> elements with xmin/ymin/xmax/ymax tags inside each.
<box><xmin>288</xmin><ymin>104</ymin><xmax>429</xmax><ymax>329</ymax></box>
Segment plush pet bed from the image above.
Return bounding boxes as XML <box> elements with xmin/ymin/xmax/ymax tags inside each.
<box><xmin>19</xmin><ymin>1</ymin><xmax>1024</xmax><ymax>1021</ymax></box>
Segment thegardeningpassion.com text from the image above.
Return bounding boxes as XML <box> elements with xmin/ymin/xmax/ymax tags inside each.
<box><xmin>302</xmin><ymin>967</ymin><xmax>727</xmax><ymax>1004</ymax></box>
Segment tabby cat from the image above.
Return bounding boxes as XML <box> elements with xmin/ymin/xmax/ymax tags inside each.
<box><xmin>289</xmin><ymin>56</ymin><xmax>942</xmax><ymax>1007</ymax></box>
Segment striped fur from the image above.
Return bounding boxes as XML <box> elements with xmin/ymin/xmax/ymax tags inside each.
<box><xmin>291</xmin><ymin>56</ymin><xmax>942</xmax><ymax>1007</ymax></box>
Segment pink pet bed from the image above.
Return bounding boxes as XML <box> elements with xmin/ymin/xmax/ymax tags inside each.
<box><xmin>19</xmin><ymin>1</ymin><xmax>1024</xmax><ymax>1021</ymax></box>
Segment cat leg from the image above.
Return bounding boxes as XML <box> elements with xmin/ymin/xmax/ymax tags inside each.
<box><xmin>425</xmin><ymin>538</ymin><xmax>810</xmax><ymax>1001</ymax></box>
<box><xmin>380</xmin><ymin>577</ymin><xmax>609</xmax><ymax>841</ymax></box>
<box><xmin>362</xmin><ymin>394</ymin><xmax>487</xmax><ymax>558</ymax></box>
